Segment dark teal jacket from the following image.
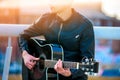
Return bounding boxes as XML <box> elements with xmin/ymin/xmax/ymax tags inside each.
<box><xmin>19</xmin><ymin>9</ymin><xmax>95</xmax><ymax>80</ymax></box>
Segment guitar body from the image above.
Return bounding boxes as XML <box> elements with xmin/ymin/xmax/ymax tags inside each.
<box><xmin>23</xmin><ymin>38</ymin><xmax>64</xmax><ymax>80</ymax></box>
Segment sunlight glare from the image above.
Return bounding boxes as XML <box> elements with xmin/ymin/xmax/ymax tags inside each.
<box><xmin>74</xmin><ymin>0</ymin><xmax>101</xmax><ymax>3</ymax></box>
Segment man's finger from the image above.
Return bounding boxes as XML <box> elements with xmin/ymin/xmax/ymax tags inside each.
<box><xmin>59</xmin><ymin>59</ymin><xmax>63</xmax><ymax>67</ymax></box>
<box><xmin>26</xmin><ymin>63</ymin><xmax>32</xmax><ymax>70</ymax></box>
<box><xmin>29</xmin><ymin>61</ymin><xmax>36</xmax><ymax>67</ymax></box>
<box><xmin>31</xmin><ymin>56</ymin><xmax>40</xmax><ymax>61</ymax></box>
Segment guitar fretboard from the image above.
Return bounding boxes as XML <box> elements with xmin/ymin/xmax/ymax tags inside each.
<box><xmin>45</xmin><ymin>60</ymin><xmax>79</xmax><ymax>69</ymax></box>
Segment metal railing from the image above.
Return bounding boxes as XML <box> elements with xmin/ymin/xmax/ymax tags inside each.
<box><xmin>0</xmin><ymin>24</ymin><xmax>120</xmax><ymax>80</ymax></box>
<box><xmin>0</xmin><ymin>24</ymin><xmax>120</xmax><ymax>39</ymax></box>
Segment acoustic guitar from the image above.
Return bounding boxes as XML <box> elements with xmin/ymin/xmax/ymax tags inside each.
<box><xmin>26</xmin><ymin>38</ymin><xmax>99</xmax><ymax>80</ymax></box>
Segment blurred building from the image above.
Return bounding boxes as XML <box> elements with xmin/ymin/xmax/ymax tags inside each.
<box><xmin>0</xmin><ymin>0</ymin><xmax>19</xmax><ymax>24</ymax></box>
<box><xmin>75</xmin><ymin>1</ymin><xmax>120</xmax><ymax>26</ymax></box>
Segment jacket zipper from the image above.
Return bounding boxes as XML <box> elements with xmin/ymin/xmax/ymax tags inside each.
<box><xmin>58</xmin><ymin>23</ymin><xmax>63</xmax><ymax>43</ymax></box>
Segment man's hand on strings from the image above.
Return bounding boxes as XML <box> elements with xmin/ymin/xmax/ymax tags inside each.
<box><xmin>22</xmin><ymin>50</ymin><xmax>39</xmax><ymax>70</ymax></box>
<box><xmin>54</xmin><ymin>59</ymin><xmax>71</xmax><ymax>77</ymax></box>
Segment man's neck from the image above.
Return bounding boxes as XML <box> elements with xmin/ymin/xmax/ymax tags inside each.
<box><xmin>57</xmin><ymin>8</ymin><xmax>72</xmax><ymax>21</ymax></box>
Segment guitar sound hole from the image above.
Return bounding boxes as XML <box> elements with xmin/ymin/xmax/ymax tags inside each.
<box><xmin>39</xmin><ymin>57</ymin><xmax>45</xmax><ymax>70</ymax></box>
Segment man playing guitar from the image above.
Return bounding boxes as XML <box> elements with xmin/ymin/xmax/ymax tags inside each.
<box><xmin>19</xmin><ymin>0</ymin><xmax>95</xmax><ymax>80</ymax></box>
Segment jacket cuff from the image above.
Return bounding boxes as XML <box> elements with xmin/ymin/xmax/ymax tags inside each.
<box><xmin>21</xmin><ymin>47</ymin><xmax>30</xmax><ymax>54</ymax></box>
<box><xmin>62</xmin><ymin>74</ymin><xmax>72</xmax><ymax>80</ymax></box>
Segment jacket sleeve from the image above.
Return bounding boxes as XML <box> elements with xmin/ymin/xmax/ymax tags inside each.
<box><xmin>79</xmin><ymin>20</ymin><xmax>95</xmax><ymax>59</ymax></box>
<box><xmin>19</xmin><ymin>15</ymin><xmax>45</xmax><ymax>53</ymax></box>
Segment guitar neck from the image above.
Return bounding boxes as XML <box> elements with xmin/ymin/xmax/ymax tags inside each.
<box><xmin>45</xmin><ymin>60</ymin><xmax>82</xmax><ymax>69</ymax></box>
<box><xmin>44</xmin><ymin>59</ymin><xmax>99</xmax><ymax>73</ymax></box>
